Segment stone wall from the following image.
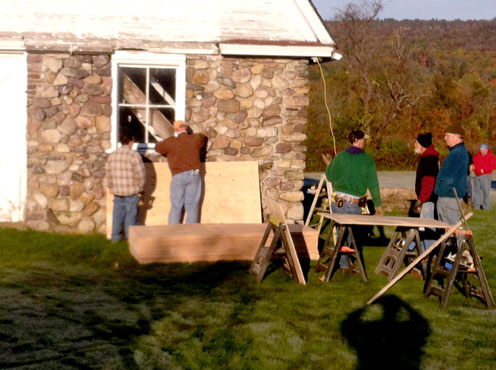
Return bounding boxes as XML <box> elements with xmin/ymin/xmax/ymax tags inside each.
<box><xmin>24</xmin><ymin>53</ymin><xmax>310</xmax><ymax>233</ymax></box>
<box><xmin>380</xmin><ymin>188</ymin><xmax>417</xmax><ymax>213</ymax></box>
<box><xmin>25</xmin><ymin>53</ymin><xmax>111</xmax><ymax>233</ymax></box>
<box><xmin>185</xmin><ymin>56</ymin><xmax>309</xmax><ymax>223</ymax></box>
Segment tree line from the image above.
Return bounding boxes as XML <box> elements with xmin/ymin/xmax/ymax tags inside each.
<box><xmin>305</xmin><ymin>6</ymin><xmax>496</xmax><ymax>171</ymax></box>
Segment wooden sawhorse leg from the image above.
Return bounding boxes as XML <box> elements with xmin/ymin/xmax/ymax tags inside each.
<box><xmin>316</xmin><ymin>222</ymin><xmax>367</xmax><ymax>283</ymax></box>
<box><xmin>375</xmin><ymin>228</ymin><xmax>424</xmax><ymax>281</ymax></box>
<box><xmin>249</xmin><ymin>222</ymin><xmax>283</xmax><ymax>283</ymax></box>
<box><xmin>250</xmin><ymin>216</ymin><xmax>306</xmax><ymax>285</ymax></box>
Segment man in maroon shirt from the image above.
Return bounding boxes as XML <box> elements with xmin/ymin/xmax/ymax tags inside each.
<box><xmin>155</xmin><ymin>121</ymin><xmax>207</xmax><ymax>223</ymax></box>
<box><xmin>414</xmin><ymin>132</ymin><xmax>439</xmax><ymax>251</ymax></box>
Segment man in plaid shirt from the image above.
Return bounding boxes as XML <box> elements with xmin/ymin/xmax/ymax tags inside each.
<box><xmin>105</xmin><ymin>133</ymin><xmax>146</xmax><ymax>242</ymax></box>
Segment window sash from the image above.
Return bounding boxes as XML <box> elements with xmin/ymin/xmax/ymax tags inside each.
<box><xmin>111</xmin><ymin>52</ymin><xmax>185</xmax><ymax>149</ymax></box>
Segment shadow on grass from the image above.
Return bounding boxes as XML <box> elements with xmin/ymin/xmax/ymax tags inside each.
<box><xmin>0</xmin><ymin>260</ymin><xmax>255</xmax><ymax>368</ymax></box>
<box><xmin>340</xmin><ymin>295</ymin><xmax>431</xmax><ymax>370</ymax></box>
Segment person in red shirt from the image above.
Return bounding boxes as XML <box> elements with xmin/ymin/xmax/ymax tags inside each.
<box><xmin>470</xmin><ymin>144</ymin><xmax>496</xmax><ymax>210</ymax></box>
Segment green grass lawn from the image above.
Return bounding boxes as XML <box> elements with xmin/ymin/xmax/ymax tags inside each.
<box><xmin>0</xmin><ymin>206</ymin><xmax>495</xmax><ymax>369</ymax></box>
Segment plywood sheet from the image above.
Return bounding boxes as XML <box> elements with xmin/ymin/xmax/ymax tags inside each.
<box><xmin>128</xmin><ymin>223</ymin><xmax>319</xmax><ymax>263</ymax></box>
<box><xmin>106</xmin><ymin>161</ymin><xmax>261</xmax><ymax>238</ymax></box>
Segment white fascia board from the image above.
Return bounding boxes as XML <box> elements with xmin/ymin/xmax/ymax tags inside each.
<box><xmin>219</xmin><ymin>43</ymin><xmax>335</xmax><ymax>58</ymax></box>
<box><xmin>295</xmin><ymin>0</ymin><xmax>334</xmax><ymax>44</ymax></box>
<box><xmin>0</xmin><ymin>39</ymin><xmax>25</xmax><ymax>52</ymax></box>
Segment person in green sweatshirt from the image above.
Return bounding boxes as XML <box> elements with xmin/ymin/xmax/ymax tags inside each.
<box><xmin>325</xmin><ymin>129</ymin><xmax>382</xmax><ymax>270</ymax></box>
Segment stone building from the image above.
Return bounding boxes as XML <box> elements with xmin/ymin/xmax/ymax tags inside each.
<box><xmin>0</xmin><ymin>0</ymin><xmax>340</xmax><ymax>232</ymax></box>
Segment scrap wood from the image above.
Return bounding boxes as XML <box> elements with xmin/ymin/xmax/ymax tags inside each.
<box><xmin>367</xmin><ymin>212</ymin><xmax>473</xmax><ymax>305</ymax></box>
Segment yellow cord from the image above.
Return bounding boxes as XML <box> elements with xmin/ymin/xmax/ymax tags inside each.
<box><xmin>316</xmin><ymin>58</ymin><xmax>337</xmax><ymax>155</ymax></box>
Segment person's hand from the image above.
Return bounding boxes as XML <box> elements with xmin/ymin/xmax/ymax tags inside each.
<box><xmin>322</xmin><ymin>153</ymin><xmax>331</xmax><ymax>166</ymax></box>
<box><xmin>413</xmin><ymin>200</ymin><xmax>422</xmax><ymax>214</ymax></box>
<box><xmin>375</xmin><ymin>206</ymin><xmax>384</xmax><ymax>217</ymax></box>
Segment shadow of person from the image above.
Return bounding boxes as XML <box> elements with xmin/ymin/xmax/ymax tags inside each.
<box><xmin>340</xmin><ymin>295</ymin><xmax>430</xmax><ymax>370</ymax></box>
<box><xmin>196</xmin><ymin>132</ymin><xmax>209</xmax><ymax>223</ymax></box>
<box><xmin>137</xmin><ymin>157</ymin><xmax>157</xmax><ymax>225</ymax></box>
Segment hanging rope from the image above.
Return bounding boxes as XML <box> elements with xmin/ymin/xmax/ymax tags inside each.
<box><xmin>316</xmin><ymin>58</ymin><xmax>337</xmax><ymax>156</ymax></box>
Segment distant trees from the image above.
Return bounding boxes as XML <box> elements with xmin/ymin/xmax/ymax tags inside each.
<box><xmin>305</xmin><ymin>6</ymin><xmax>496</xmax><ymax>171</ymax></box>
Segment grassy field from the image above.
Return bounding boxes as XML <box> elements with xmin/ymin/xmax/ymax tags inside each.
<box><xmin>0</xmin><ymin>206</ymin><xmax>495</xmax><ymax>369</ymax></box>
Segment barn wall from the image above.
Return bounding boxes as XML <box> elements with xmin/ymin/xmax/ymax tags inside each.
<box><xmin>24</xmin><ymin>52</ymin><xmax>309</xmax><ymax>233</ymax></box>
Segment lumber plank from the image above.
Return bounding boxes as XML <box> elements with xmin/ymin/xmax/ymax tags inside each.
<box><xmin>318</xmin><ymin>213</ymin><xmax>451</xmax><ymax>228</ymax></box>
<box><xmin>128</xmin><ymin>223</ymin><xmax>319</xmax><ymax>264</ymax></box>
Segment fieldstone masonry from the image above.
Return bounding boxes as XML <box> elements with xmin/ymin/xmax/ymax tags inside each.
<box><xmin>25</xmin><ymin>53</ymin><xmax>309</xmax><ymax>233</ymax></box>
<box><xmin>185</xmin><ymin>56</ymin><xmax>309</xmax><ymax>223</ymax></box>
<box><xmin>26</xmin><ymin>53</ymin><xmax>111</xmax><ymax>233</ymax></box>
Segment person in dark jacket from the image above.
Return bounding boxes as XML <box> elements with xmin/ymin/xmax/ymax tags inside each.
<box><xmin>434</xmin><ymin>122</ymin><xmax>469</xmax><ymax>225</ymax></box>
<box><xmin>414</xmin><ymin>132</ymin><xmax>439</xmax><ymax>251</ymax></box>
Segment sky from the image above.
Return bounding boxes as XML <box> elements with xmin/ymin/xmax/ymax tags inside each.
<box><xmin>312</xmin><ymin>0</ymin><xmax>496</xmax><ymax>21</ymax></box>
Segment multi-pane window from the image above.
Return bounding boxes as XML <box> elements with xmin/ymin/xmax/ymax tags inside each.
<box><xmin>112</xmin><ymin>52</ymin><xmax>185</xmax><ymax>146</ymax></box>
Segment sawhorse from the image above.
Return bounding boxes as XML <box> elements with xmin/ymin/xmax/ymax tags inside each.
<box><xmin>375</xmin><ymin>227</ymin><xmax>426</xmax><ymax>281</ymax></box>
<box><xmin>305</xmin><ymin>174</ymin><xmax>331</xmax><ymax>229</ymax></box>
<box><xmin>315</xmin><ymin>217</ymin><xmax>367</xmax><ymax>283</ymax></box>
<box><xmin>250</xmin><ymin>199</ymin><xmax>306</xmax><ymax>284</ymax></box>
<box><xmin>424</xmin><ymin>229</ymin><xmax>495</xmax><ymax>309</ymax></box>
<box><xmin>315</xmin><ymin>213</ymin><xmax>452</xmax><ymax>285</ymax></box>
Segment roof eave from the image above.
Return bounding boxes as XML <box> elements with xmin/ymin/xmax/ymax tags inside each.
<box><xmin>219</xmin><ymin>42</ymin><xmax>340</xmax><ymax>60</ymax></box>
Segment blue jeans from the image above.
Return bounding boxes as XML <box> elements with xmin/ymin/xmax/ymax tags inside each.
<box><xmin>169</xmin><ymin>170</ymin><xmax>202</xmax><ymax>224</ymax></box>
<box><xmin>111</xmin><ymin>194</ymin><xmax>139</xmax><ymax>242</ymax></box>
<box><xmin>331</xmin><ymin>200</ymin><xmax>361</xmax><ymax>268</ymax></box>
<box><xmin>419</xmin><ymin>201</ymin><xmax>436</xmax><ymax>252</ymax></box>
<box><xmin>472</xmin><ymin>174</ymin><xmax>491</xmax><ymax>210</ymax></box>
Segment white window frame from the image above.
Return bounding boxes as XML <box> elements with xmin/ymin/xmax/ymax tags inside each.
<box><xmin>111</xmin><ymin>51</ymin><xmax>186</xmax><ymax>151</ymax></box>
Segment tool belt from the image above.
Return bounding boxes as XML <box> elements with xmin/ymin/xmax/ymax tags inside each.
<box><xmin>331</xmin><ymin>192</ymin><xmax>367</xmax><ymax>208</ymax></box>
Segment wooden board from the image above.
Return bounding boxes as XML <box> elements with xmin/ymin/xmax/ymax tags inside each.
<box><xmin>318</xmin><ymin>213</ymin><xmax>451</xmax><ymax>229</ymax></box>
<box><xmin>128</xmin><ymin>223</ymin><xmax>319</xmax><ymax>263</ymax></box>
<box><xmin>106</xmin><ymin>161</ymin><xmax>262</xmax><ymax>238</ymax></box>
